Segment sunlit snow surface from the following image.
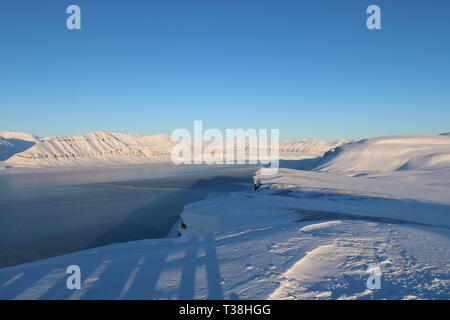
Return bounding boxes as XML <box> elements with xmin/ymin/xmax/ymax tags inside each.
<box><xmin>1</xmin><ymin>134</ymin><xmax>450</xmax><ymax>299</ymax></box>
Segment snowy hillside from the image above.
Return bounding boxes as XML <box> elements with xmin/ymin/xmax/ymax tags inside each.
<box><xmin>0</xmin><ymin>131</ymin><xmax>40</xmax><ymax>142</ymax></box>
<box><xmin>0</xmin><ymin>131</ymin><xmax>343</xmax><ymax>168</ymax></box>
<box><xmin>0</xmin><ymin>132</ymin><xmax>40</xmax><ymax>162</ymax></box>
<box><xmin>315</xmin><ymin>134</ymin><xmax>450</xmax><ymax>172</ymax></box>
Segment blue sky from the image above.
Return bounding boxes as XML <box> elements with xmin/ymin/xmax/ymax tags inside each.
<box><xmin>0</xmin><ymin>0</ymin><xmax>449</xmax><ymax>140</ymax></box>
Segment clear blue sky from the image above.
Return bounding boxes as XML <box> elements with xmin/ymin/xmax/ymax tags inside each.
<box><xmin>0</xmin><ymin>0</ymin><xmax>449</xmax><ymax>140</ymax></box>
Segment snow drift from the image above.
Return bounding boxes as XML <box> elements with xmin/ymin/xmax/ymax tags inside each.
<box><xmin>315</xmin><ymin>134</ymin><xmax>450</xmax><ymax>172</ymax></box>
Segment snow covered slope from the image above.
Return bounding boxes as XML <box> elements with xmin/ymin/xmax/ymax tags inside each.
<box><xmin>0</xmin><ymin>132</ymin><xmax>40</xmax><ymax>162</ymax></box>
<box><xmin>1</xmin><ymin>176</ymin><xmax>449</xmax><ymax>300</ymax></box>
<box><xmin>0</xmin><ymin>131</ymin><xmax>40</xmax><ymax>142</ymax></box>
<box><xmin>315</xmin><ymin>134</ymin><xmax>450</xmax><ymax>172</ymax></box>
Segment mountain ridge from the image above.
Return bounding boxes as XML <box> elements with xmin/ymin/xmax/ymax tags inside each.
<box><xmin>0</xmin><ymin>130</ymin><xmax>344</xmax><ymax>168</ymax></box>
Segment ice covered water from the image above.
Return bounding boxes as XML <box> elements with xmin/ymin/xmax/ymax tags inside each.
<box><xmin>0</xmin><ymin>164</ymin><xmax>257</xmax><ymax>268</ymax></box>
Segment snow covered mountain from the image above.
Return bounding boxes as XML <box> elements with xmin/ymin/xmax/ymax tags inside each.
<box><xmin>279</xmin><ymin>138</ymin><xmax>345</xmax><ymax>156</ymax></box>
<box><xmin>314</xmin><ymin>134</ymin><xmax>450</xmax><ymax>172</ymax></box>
<box><xmin>0</xmin><ymin>131</ymin><xmax>344</xmax><ymax>168</ymax></box>
<box><xmin>1</xmin><ymin>131</ymin><xmax>174</xmax><ymax>167</ymax></box>
<box><xmin>275</xmin><ymin>138</ymin><xmax>346</xmax><ymax>163</ymax></box>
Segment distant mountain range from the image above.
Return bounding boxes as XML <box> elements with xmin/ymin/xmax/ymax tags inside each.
<box><xmin>0</xmin><ymin>131</ymin><xmax>345</xmax><ymax>168</ymax></box>
<box><xmin>3</xmin><ymin>130</ymin><xmax>449</xmax><ymax>171</ymax></box>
